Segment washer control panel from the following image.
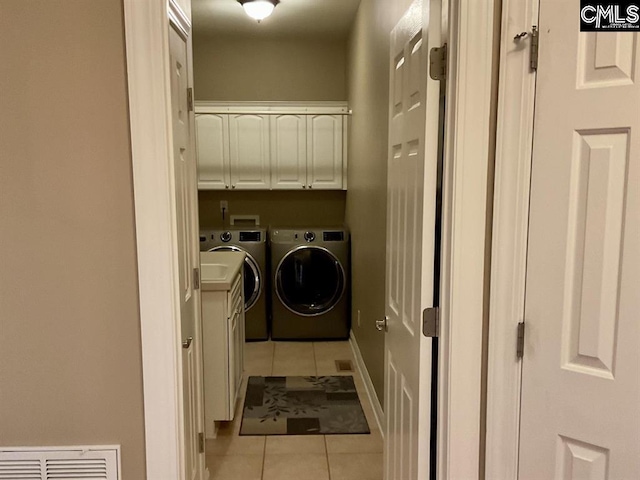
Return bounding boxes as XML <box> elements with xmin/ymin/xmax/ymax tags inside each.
<box><xmin>220</xmin><ymin>231</ymin><xmax>232</xmax><ymax>243</ymax></box>
<box><xmin>304</xmin><ymin>231</ymin><xmax>316</xmax><ymax>243</ymax></box>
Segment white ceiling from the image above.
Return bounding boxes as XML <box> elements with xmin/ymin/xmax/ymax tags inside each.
<box><xmin>192</xmin><ymin>0</ymin><xmax>362</xmax><ymax>39</ymax></box>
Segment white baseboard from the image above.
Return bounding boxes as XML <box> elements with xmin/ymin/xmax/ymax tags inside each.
<box><xmin>349</xmin><ymin>331</ymin><xmax>385</xmax><ymax>436</ymax></box>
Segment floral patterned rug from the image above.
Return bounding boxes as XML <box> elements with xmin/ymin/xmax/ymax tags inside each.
<box><xmin>239</xmin><ymin>376</ymin><xmax>371</xmax><ymax>436</ymax></box>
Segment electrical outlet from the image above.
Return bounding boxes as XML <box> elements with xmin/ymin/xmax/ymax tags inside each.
<box><xmin>357</xmin><ymin>309</ymin><xmax>361</xmax><ymax>327</ymax></box>
<box><xmin>220</xmin><ymin>200</ymin><xmax>228</xmax><ymax>213</ymax></box>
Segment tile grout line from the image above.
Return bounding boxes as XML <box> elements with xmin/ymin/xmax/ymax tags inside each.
<box><xmin>324</xmin><ymin>435</ymin><xmax>332</xmax><ymax>480</ymax></box>
<box><xmin>313</xmin><ymin>342</ymin><xmax>318</xmax><ymax>376</ymax></box>
<box><xmin>317</xmin><ymin>342</ymin><xmax>332</xmax><ymax>480</ymax></box>
<box><xmin>270</xmin><ymin>341</ymin><xmax>275</xmax><ymax>376</ymax></box>
<box><xmin>261</xmin><ymin>342</ymin><xmax>274</xmax><ymax>480</ymax></box>
<box><xmin>260</xmin><ymin>429</ymin><xmax>267</xmax><ymax>480</ymax></box>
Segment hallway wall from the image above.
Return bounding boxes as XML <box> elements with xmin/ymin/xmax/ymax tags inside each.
<box><xmin>345</xmin><ymin>0</ymin><xmax>413</xmax><ymax>405</ymax></box>
<box><xmin>0</xmin><ymin>1</ymin><xmax>146</xmax><ymax>477</ymax></box>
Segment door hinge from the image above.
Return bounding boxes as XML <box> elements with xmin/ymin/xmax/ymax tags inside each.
<box><xmin>422</xmin><ymin>307</ymin><xmax>440</xmax><ymax>338</ymax></box>
<box><xmin>187</xmin><ymin>87</ymin><xmax>194</xmax><ymax>112</ymax></box>
<box><xmin>429</xmin><ymin>44</ymin><xmax>447</xmax><ymax>82</ymax></box>
<box><xmin>530</xmin><ymin>26</ymin><xmax>539</xmax><ymax>71</ymax></box>
<box><xmin>193</xmin><ymin>267</ymin><xmax>200</xmax><ymax>290</ymax></box>
<box><xmin>198</xmin><ymin>432</ymin><xmax>205</xmax><ymax>454</ymax></box>
<box><xmin>517</xmin><ymin>322</ymin><xmax>526</xmax><ymax>358</ymax></box>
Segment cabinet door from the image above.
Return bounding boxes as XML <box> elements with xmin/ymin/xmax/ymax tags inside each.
<box><xmin>270</xmin><ymin>114</ymin><xmax>307</xmax><ymax>190</ymax></box>
<box><xmin>229</xmin><ymin>114</ymin><xmax>271</xmax><ymax>190</ymax></box>
<box><xmin>307</xmin><ymin>114</ymin><xmax>344</xmax><ymax>190</ymax></box>
<box><xmin>228</xmin><ymin>309</ymin><xmax>239</xmax><ymax>417</ymax></box>
<box><xmin>196</xmin><ymin>114</ymin><xmax>230</xmax><ymax>190</ymax></box>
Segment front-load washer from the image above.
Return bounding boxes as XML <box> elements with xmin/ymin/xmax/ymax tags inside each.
<box><xmin>269</xmin><ymin>227</ymin><xmax>350</xmax><ymax>340</ymax></box>
<box><xmin>200</xmin><ymin>228</ymin><xmax>268</xmax><ymax>341</ymax></box>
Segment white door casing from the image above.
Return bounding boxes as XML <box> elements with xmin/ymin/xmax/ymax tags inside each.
<box><xmin>518</xmin><ymin>3</ymin><xmax>640</xmax><ymax>478</ymax></box>
<box><xmin>384</xmin><ymin>0</ymin><xmax>442</xmax><ymax>478</ymax></box>
<box><xmin>169</xmin><ymin>24</ymin><xmax>203</xmax><ymax>480</ymax></box>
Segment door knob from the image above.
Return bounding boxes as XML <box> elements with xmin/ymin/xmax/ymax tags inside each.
<box><xmin>182</xmin><ymin>337</ymin><xmax>193</xmax><ymax>349</ymax></box>
<box><xmin>375</xmin><ymin>316</ymin><xmax>389</xmax><ymax>332</ymax></box>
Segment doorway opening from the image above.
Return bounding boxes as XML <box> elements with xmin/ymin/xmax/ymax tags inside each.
<box><xmin>190</xmin><ymin>1</ymin><xmax>387</xmax><ymax>478</ymax></box>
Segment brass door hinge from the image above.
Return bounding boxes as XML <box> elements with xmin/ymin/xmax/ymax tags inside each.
<box><xmin>422</xmin><ymin>307</ymin><xmax>440</xmax><ymax>338</ymax></box>
<box><xmin>193</xmin><ymin>267</ymin><xmax>200</xmax><ymax>290</ymax></box>
<box><xmin>198</xmin><ymin>432</ymin><xmax>205</xmax><ymax>453</ymax></box>
<box><xmin>187</xmin><ymin>87</ymin><xmax>194</xmax><ymax>112</ymax></box>
<box><xmin>429</xmin><ymin>44</ymin><xmax>448</xmax><ymax>82</ymax></box>
<box><xmin>517</xmin><ymin>322</ymin><xmax>526</xmax><ymax>359</ymax></box>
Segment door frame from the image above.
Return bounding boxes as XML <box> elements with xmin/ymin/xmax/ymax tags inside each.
<box><xmin>437</xmin><ymin>0</ymin><xmax>498</xmax><ymax>478</ymax></box>
<box><xmin>484</xmin><ymin>0</ymin><xmax>538</xmax><ymax>477</ymax></box>
<box><xmin>122</xmin><ymin>0</ymin><xmax>497</xmax><ymax>478</ymax></box>
<box><xmin>123</xmin><ymin>0</ymin><xmax>196</xmax><ymax>478</ymax></box>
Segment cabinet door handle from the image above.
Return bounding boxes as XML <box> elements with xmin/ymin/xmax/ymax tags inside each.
<box><xmin>225</xmin><ymin>185</ymin><xmax>229</xmax><ymax>189</ymax></box>
<box><xmin>182</xmin><ymin>337</ymin><xmax>193</xmax><ymax>349</ymax></box>
<box><xmin>303</xmin><ymin>185</ymin><xmax>307</xmax><ymax>189</ymax></box>
<box><xmin>232</xmin><ymin>185</ymin><xmax>236</xmax><ymax>189</ymax></box>
<box><xmin>309</xmin><ymin>185</ymin><xmax>313</xmax><ymax>189</ymax></box>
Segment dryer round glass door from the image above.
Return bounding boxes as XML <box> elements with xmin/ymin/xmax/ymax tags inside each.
<box><xmin>209</xmin><ymin>246</ymin><xmax>261</xmax><ymax>311</ymax></box>
<box><xmin>275</xmin><ymin>246</ymin><xmax>346</xmax><ymax>317</ymax></box>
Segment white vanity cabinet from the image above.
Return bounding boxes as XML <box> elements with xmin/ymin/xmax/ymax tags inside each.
<box><xmin>200</xmin><ymin>253</ymin><xmax>245</xmax><ymax>438</ymax></box>
<box><xmin>195</xmin><ymin>102</ymin><xmax>349</xmax><ymax>191</ymax></box>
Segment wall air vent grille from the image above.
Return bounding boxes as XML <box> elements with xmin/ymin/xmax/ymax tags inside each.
<box><xmin>0</xmin><ymin>447</ymin><xmax>119</xmax><ymax>480</ymax></box>
<box><xmin>0</xmin><ymin>459</ymin><xmax>41</xmax><ymax>479</ymax></box>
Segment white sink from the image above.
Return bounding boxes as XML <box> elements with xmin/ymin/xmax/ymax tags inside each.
<box><xmin>201</xmin><ymin>263</ymin><xmax>228</xmax><ymax>281</ymax></box>
<box><xmin>200</xmin><ymin>251</ymin><xmax>246</xmax><ymax>291</ymax></box>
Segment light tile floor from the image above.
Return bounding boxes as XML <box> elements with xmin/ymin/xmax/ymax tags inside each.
<box><xmin>206</xmin><ymin>340</ymin><xmax>383</xmax><ymax>480</ymax></box>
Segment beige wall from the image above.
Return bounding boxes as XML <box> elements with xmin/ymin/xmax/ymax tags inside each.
<box><xmin>0</xmin><ymin>1</ymin><xmax>146</xmax><ymax>477</ymax></box>
<box><xmin>199</xmin><ymin>191</ymin><xmax>347</xmax><ymax>229</ymax></box>
<box><xmin>345</xmin><ymin>0</ymin><xmax>413</xmax><ymax>404</ymax></box>
<box><xmin>193</xmin><ymin>34</ymin><xmax>347</xmax><ymax>101</ymax></box>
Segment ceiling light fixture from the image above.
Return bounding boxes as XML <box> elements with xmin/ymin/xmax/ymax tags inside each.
<box><xmin>238</xmin><ymin>0</ymin><xmax>280</xmax><ymax>22</ymax></box>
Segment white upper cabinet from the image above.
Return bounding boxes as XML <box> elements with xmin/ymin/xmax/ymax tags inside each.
<box><xmin>270</xmin><ymin>114</ymin><xmax>307</xmax><ymax>190</ymax></box>
<box><xmin>307</xmin><ymin>114</ymin><xmax>344</xmax><ymax>190</ymax></box>
<box><xmin>196</xmin><ymin>113</ymin><xmax>230</xmax><ymax>190</ymax></box>
<box><xmin>229</xmin><ymin>114</ymin><xmax>271</xmax><ymax>190</ymax></box>
<box><xmin>195</xmin><ymin>103</ymin><xmax>348</xmax><ymax>191</ymax></box>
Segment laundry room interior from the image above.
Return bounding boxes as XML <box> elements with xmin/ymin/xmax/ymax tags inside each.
<box><xmin>192</xmin><ymin>0</ymin><xmax>396</xmax><ymax>478</ymax></box>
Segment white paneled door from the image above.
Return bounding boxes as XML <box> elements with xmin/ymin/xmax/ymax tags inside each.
<box><xmin>384</xmin><ymin>0</ymin><xmax>442</xmax><ymax>479</ymax></box>
<box><xmin>169</xmin><ymin>25</ymin><xmax>203</xmax><ymax>480</ymax></box>
<box><xmin>519</xmin><ymin>2</ymin><xmax>639</xmax><ymax>478</ymax></box>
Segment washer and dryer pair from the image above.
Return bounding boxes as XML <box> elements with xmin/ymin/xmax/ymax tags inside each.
<box><xmin>199</xmin><ymin>227</ymin><xmax>350</xmax><ymax>341</ymax></box>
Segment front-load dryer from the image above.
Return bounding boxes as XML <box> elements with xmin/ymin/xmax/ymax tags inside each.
<box><xmin>269</xmin><ymin>227</ymin><xmax>350</xmax><ymax>340</ymax></box>
<box><xmin>200</xmin><ymin>228</ymin><xmax>268</xmax><ymax>341</ymax></box>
